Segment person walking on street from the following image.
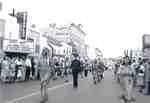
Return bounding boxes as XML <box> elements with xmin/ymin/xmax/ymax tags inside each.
<box><xmin>31</xmin><ymin>57</ymin><xmax>35</xmax><ymax>79</ymax></box>
<box><xmin>116</xmin><ymin>60</ymin><xmax>122</xmax><ymax>83</ymax></box>
<box><xmin>92</xmin><ymin>59</ymin><xmax>99</xmax><ymax>84</ymax></box>
<box><xmin>60</xmin><ymin>60</ymin><xmax>64</xmax><ymax>79</ymax></box>
<box><xmin>25</xmin><ymin>57</ymin><xmax>31</xmax><ymax>81</ymax></box>
<box><xmin>1</xmin><ymin>56</ymin><xmax>10</xmax><ymax>82</ymax></box>
<box><xmin>97</xmin><ymin>60</ymin><xmax>105</xmax><ymax>79</ymax></box>
<box><xmin>64</xmin><ymin>58</ymin><xmax>70</xmax><ymax>82</ymax></box>
<box><xmin>70</xmin><ymin>53</ymin><xmax>81</xmax><ymax>88</ymax></box>
<box><xmin>0</xmin><ymin>57</ymin><xmax>3</xmax><ymax>78</ymax></box>
<box><xmin>15</xmin><ymin>57</ymin><xmax>21</xmax><ymax>81</ymax></box>
<box><xmin>10</xmin><ymin>58</ymin><xmax>16</xmax><ymax>83</ymax></box>
<box><xmin>55</xmin><ymin>61</ymin><xmax>61</xmax><ymax>79</ymax></box>
<box><xmin>39</xmin><ymin>50</ymin><xmax>52</xmax><ymax>103</ymax></box>
<box><xmin>80</xmin><ymin>60</ymin><xmax>84</xmax><ymax>78</ymax></box>
<box><xmin>120</xmin><ymin>57</ymin><xmax>135</xmax><ymax>103</ymax></box>
<box><xmin>138</xmin><ymin>61</ymin><xmax>146</xmax><ymax>93</ymax></box>
<box><xmin>143</xmin><ymin>58</ymin><xmax>150</xmax><ymax>95</ymax></box>
<box><xmin>114</xmin><ymin>61</ymin><xmax>120</xmax><ymax>79</ymax></box>
<box><xmin>84</xmin><ymin>60</ymin><xmax>89</xmax><ymax>77</ymax></box>
<box><xmin>131</xmin><ymin>59</ymin><xmax>138</xmax><ymax>87</ymax></box>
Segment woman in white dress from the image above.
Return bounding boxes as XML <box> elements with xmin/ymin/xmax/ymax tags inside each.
<box><xmin>120</xmin><ymin>57</ymin><xmax>135</xmax><ymax>103</ymax></box>
<box><xmin>39</xmin><ymin>49</ymin><xmax>52</xmax><ymax>103</ymax></box>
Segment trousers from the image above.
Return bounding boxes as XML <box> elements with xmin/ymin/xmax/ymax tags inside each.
<box><xmin>73</xmin><ymin>72</ymin><xmax>78</xmax><ymax>87</ymax></box>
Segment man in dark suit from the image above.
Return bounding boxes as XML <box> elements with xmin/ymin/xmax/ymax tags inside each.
<box><xmin>71</xmin><ymin>53</ymin><xmax>81</xmax><ymax>88</ymax></box>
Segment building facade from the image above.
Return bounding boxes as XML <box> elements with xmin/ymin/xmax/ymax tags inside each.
<box><xmin>45</xmin><ymin>23</ymin><xmax>88</xmax><ymax>60</ymax></box>
<box><xmin>40</xmin><ymin>27</ymin><xmax>63</xmax><ymax>59</ymax></box>
<box><xmin>142</xmin><ymin>34</ymin><xmax>150</xmax><ymax>58</ymax></box>
<box><xmin>0</xmin><ymin>4</ymin><xmax>34</xmax><ymax>56</ymax></box>
<box><xmin>27</xmin><ymin>25</ymin><xmax>40</xmax><ymax>56</ymax></box>
<box><xmin>95</xmin><ymin>48</ymin><xmax>103</xmax><ymax>58</ymax></box>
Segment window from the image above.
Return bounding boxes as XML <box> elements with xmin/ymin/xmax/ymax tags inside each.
<box><xmin>0</xmin><ymin>19</ymin><xmax>5</xmax><ymax>37</ymax></box>
<box><xmin>63</xmin><ymin>49</ymin><xmax>65</xmax><ymax>53</ymax></box>
<box><xmin>35</xmin><ymin>45</ymin><xmax>40</xmax><ymax>53</ymax></box>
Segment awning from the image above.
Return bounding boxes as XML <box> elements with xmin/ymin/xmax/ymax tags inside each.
<box><xmin>5</xmin><ymin>52</ymin><xmax>28</xmax><ymax>57</ymax></box>
<box><xmin>47</xmin><ymin>36</ymin><xmax>62</xmax><ymax>47</ymax></box>
<box><xmin>28</xmin><ymin>53</ymin><xmax>39</xmax><ymax>57</ymax></box>
<box><xmin>4</xmin><ymin>51</ymin><xmax>30</xmax><ymax>54</ymax></box>
<box><xmin>53</xmin><ymin>54</ymin><xmax>65</xmax><ymax>58</ymax></box>
<box><xmin>67</xmin><ymin>41</ymin><xmax>76</xmax><ymax>46</ymax></box>
<box><xmin>4</xmin><ymin>50</ymin><xmax>32</xmax><ymax>54</ymax></box>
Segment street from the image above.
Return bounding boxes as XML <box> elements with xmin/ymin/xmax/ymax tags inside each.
<box><xmin>0</xmin><ymin>70</ymin><xmax>149</xmax><ymax>103</ymax></box>
<box><xmin>1</xmin><ymin>1</ymin><xmax>150</xmax><ymax>103</ymax></box>
<box><xmin>0</xmin><ymin>75</ymin><xmax>73</xmax><ymax>103</ymax></box>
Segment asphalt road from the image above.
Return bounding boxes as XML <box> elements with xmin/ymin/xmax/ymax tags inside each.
<box><xmin>0</xmin><ymin>75</ymin><xmax>73</xmax><ymax>103</ymax></box>
<box><xmin>1</xmin><ymin>70</ymin><xmax>150</xmax><ymax>103</ymax></box>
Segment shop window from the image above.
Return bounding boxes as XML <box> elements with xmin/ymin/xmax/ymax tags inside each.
<box><xmin>35</xmin><ymin>45</ymin><xmax>40</xmax><ymax>53</ymax></box>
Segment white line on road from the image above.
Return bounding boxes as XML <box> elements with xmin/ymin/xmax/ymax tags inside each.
<box><xmin>4</xmin><ymin>82</ymin><xmax>72</xmax><ymax>103</ymax></box>
<box><xmin>4</xmin><ymin>78</ymin><xmax>87</xmax><ymax>103</ymax></box>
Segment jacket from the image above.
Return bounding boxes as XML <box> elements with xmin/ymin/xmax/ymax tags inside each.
<box><xmin>71</xmin><ymin>59</ymin><xmax>81</xmax><ymax>73</ymax></box>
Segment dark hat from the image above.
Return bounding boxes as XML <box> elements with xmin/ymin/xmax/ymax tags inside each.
<box><xmin>41</xmin><ymin>47</ymin><xmax>49</xmax><ymax>57</ymax></box>
<box><xmin>73</xmin><ymin>53</ymin><xmax>78</xmax><ymax>57</ymax></box>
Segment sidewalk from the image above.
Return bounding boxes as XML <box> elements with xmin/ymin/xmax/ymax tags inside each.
<box><xmin>132</xmin><ymin>87</ymin><xmax>150</xmax><ymax>103</ymax></box>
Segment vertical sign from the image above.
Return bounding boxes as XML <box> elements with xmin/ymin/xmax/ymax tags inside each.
<box><xmin>0</xmin><ymin>19</ymin><xmax>5</xmax><ymax>49</ymax></box>
<box><xmin>0</xmin><ymin>2</ymin><xmax>2</xmax><ymax>11</ymax></box>
<box><xmin>17</xmin><ymin>12</ymin><xmax>28</xmax><ymax>39</ymax></box>
<box><xmin>23</xmin><ymin>12</ymin><xmax>27</xmax><ymax>39</ymax></box>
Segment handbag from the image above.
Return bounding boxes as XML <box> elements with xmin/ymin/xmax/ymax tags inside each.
<box><xmin>17</xmin><ymin>69</ymin><xmax>22</xmax><ymax>78</ymax></box>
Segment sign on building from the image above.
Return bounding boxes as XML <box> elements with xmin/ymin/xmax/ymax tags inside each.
<box><xmin>3</xmin><ymin>39</ymin><xmax>34</xmax><ymax>53</ymax></box>
<box><xmin>0</xmin><ymin>2</ymin><xmax>2</xmax><ymax>11</ymax></box>
<box><xmin>143</xmin><ymin>34</ymin><xmax>150</xmax><ymax>50</ymax></box>
<box><xmin>16</xmin><ymin>12</ymin><xmax>28</xmax><ymax>39</ymax></box>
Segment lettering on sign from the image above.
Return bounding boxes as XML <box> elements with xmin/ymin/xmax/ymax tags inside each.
<box><xmin>143</xmin><ymin>35</ymin><xmax>150</xmax><ymax>49</ymax></box>
<box><xmin>3</xmin><ymin>39</ymin><xmax>34</xmax><ymax>53</ymax></box>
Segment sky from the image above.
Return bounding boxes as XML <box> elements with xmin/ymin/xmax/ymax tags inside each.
<box><xmin>1</xmin><ymin>0</ymin><xmax>150</xmax><ymax>58</ymax></box>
